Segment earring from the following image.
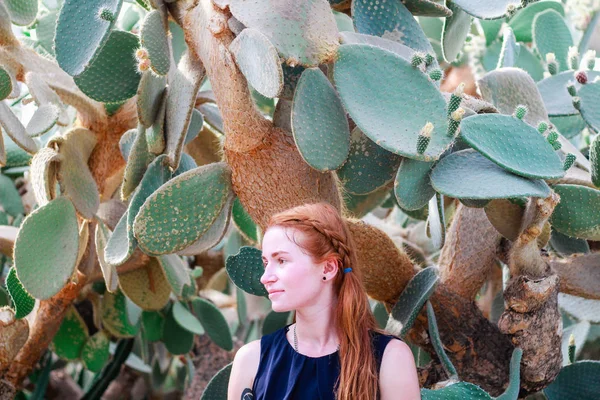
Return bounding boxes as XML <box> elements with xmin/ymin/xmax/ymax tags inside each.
<box><xmin>322</xmin><ymin>277</ymin><xmax>326</xmax><ymax>281</ymax></box>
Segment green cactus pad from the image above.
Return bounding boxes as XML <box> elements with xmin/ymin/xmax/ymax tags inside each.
<box><xmin>226</xmin><ymin>246</ymin><xmax>268</xmax><ymax>297</ymax></box>
<box><xmin>146</xmin><ymin>92</ymin><xmax>167</xmax><ymax>155</ymax></box>
<box><xmin>162</xmin><ymin>304</ymin><xmax>195</xmax><ymax>355</ymax></box>
<box><xmin>141</xmin><ymin>311</ymin><xmax>164</xmax><ymax>342</ymax></box>
<box><xmin>334</xmin><ymin>44</ymin><xmax>450</xmax><ymax>161</ymax></box>
<box><xmin>104</xmin><ymin>211</ymin><xmax>135</xmax><ymax>267</ymax></box>
<box><xmin>95</xmin><ymin>219</ymin><xmax>119</xmax><ymax>292</ymax></box>
<box><xmin>52</xmin><ymin>306</ymin><xmax>89</xmax><ymax>360</ymax></box>
<box><xmin>119</xmin><ymin>129</ymin><xmax>137</xmax><ymax>161</ymax></box>
<box><xmin>172</xmin><ymin>300</ymin><xmax>204</xmax><ymax>335</ymax></box>
<box><xmin>386</xmin><ymin>266</ymin><xmax>439</xmax><ymax>338</ymax></box>
<box><xmin>6</xmin><ymin>267</ymin><xmax>35</xmax><ymax>319</ymax></box>
<box><xmin>533</xmin><ymin>10</ymin><xmax>573</xmax><ymax>72</ymax></box>
<box><xmin>336</xmin><ymin>127</ymin><xmax>402</xmax><ymax>195</ymax></box>
<box><xmin>394</xmin><ymin>158</ymin><xmax>435</xmax><ymax>211</ymax></box>
<box><xmin>591</xmin><ymin>135</ymin><xmax>600</xmax><ymax>187</ymax></box>
<box><xmin>229</xmin><ymin>0</ymin><xmax>339</xmax><ymax>66</ymax></box>
<box><xmin>5</xmin><ymin>0</ymin><xmax>38</xmax><ymax>26</ymax></box>
<box><xmin>102</xmin><ymin>290</ymin><xmax>140</xmax><ymax>338</ymax></box>
<box><xmin>262</xmin><ymin>310</ymin><xmax>291</xmax><ymax>335</ymax></box>
<box><xmin>549</xmin><ymin>230</ymin><xmax>590</xmax><ymax>256</ymax></box>
<box><xmin>118</xmin><ymin>258</ymin><xmax>171</xmax><ymax>311</ymax></box>
<box><xmin>509</xmin><ymin>1</ymin><xmax>564</xmax><ymax>43</ymax></box>
<box><xmin>14</xmin><ymin>197</ymin><xmax>79</xmax><ymax>300</ymax></box>
<box><xmin>497</xmin><ymin>27</ymin><xmax>519</xmax><ymax>68</ymax></box>
<box><xmin>442</xmin><ymin>2</ymin><xmax>472</xmax><ymax>63</ymax></box>
<box><xmin>232</xmin><ymin>197</ymin><xmax>259</xmax><ymax>243</ymax></box>
<box><xmin>55</xmin><ymin>0</ymin><xmax>123</xmax><ymax>76</ymax></box>
<box><xmin>25</xmin><ymin>104</ymin><xmax>59</xmax><ymax>137</ymax></box>
<box><xmin>0</xmin><ymin>67</ymin><xmax>12</xmax><ymax>100</ymax></box>
<box><xmin>137</xmin><ymin>70</ymin><xmax>167</xmax><ymax>129</ymax></box>
<box><xmin>292</xmin><ymin>68</ymin><xmax>350</xmax><ymax>171</ymax></box>
<box><xmin>0</xmin><ymin>102</ymin><xmax>38</xmax><ymax>154</ymax></box>
<box><xmin>402</xmin><ymin>0</ymin><xmax>452</xmax><ymax>17</ymax></box>
<box><xmin>577</xmin><ymin>82</ymin><xmax>600</xmax><ymax>132</ymax></box>
<box><xmin>230</xmin><ymin>28</ymin><xmax>283</xmax><ymax>98</ymax></box>
<box><xmin>426</xmin><ymin>301</ymin><xmax>457</xmax><ymax>378</ymax></box>
<box><xmin>451</xmin><ymin>0</ymin><xmax>520</xmax><ymax>19</ymax></box>
<box><xmin>74</xmin><ymin>30</ymin><xmax>141</xmax><ymax>104</ymax></box>
<box><xmin>184</xmin><ymin>109</ymin><xmax>204</xmax><ymax>145</ymax></box>
<box><xmin>431</xmin><ymin>149</ymin><xmax>551</xmax><ymax>200</ymax></box>
<box><xmin>352</xmin><ymin>0</ymin><xmax>433</xmax><ymax>53</ymax></box>
<box><xmin>0</xmin><ymin>174</ymin><xmax>24</xmax><ymax>216</ymax></box>
<box><xmin>333</xmin><ymin>10</ymin><xmax>354</xmax><ymax>32</ymax></box>
<box><xmin>51</xmin><ymin>128</ymin><xmax>100</xmax><ymax>219</ymax></box>
<box><xmin>538</xmin><ymin>71</ymin><xmax>600</xmax><ymax>116</ymax></box>
<box><xmin>192</xmin><ymin>297</ymin><xmax>233</xmax><ymax>351</ymax></box>
<box><xmin>3</xmin><ymin>132</ymin><xmax>32</xmax><ymax>167</ymax></box>
<box><xmin>460</xmin><ymin>114</ymin><xmax>565</xmax><ymax>179</ymax></box>
<box><xmin>550</xmin><ymin>115</ymin><xmax>586</xmax><ymax>139</ymax></box>
<box><xmin>141</xmin><ymin>10</ymin><xmax>170</xmax><ymax>76</ymax></box>
<box><xmin>515</xmin><ymin>46</ymin><xmax>545</xmax><ymax>82</ymax></box>
<box><xmin>133</xmin><ymin>162</ymin><xmax>232</xmax><ymax>255</ymax></box>
<box><xmin>157</xmin><ymin>254</ymin><xmax>192</xmax><ymax>297</ymax></box>
<box><xmin>421</xmin><ymin>382</ymin><xmax>492</xmax><ymax>399</ymax></box>
<box><xmin>200</xmin><ymin>363</ymin><xmax>232</xmax><ymax>400</ymax></box>
<box><xmin>496</xmin><ymin>348</ymin><xmax>523</xmax><ymax>400</ymax></box>
<box><xmin>81</xmin><ymin>331</ymin><xmax>110</xmax><ymax>373</ymax></box>
<box><xmin>35</xmin><ymin>10</ymin><xmax>57</xmax><ymax>56</ymax></box>
<box><xmin>550</xmin><ymin>184</ymin><xmax>600</xmax><ymax>240</ymax></box>
<box><xmin>121</xmin><ymin>128</ymin><xmax>155</xmax><ymax>201</ymax></box>
<box><xmin>544</xmin><ymin>361</ymin><xmax>600</xmax><ymax>400</ymax></box>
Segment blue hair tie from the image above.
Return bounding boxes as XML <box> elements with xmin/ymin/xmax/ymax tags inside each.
<box><xmin>343</xmin><ymin>267</ymin><xmax>352</xmax><ymax>274</ymax></box>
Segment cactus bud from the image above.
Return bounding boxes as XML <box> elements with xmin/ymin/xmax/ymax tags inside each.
<box><xmin>465</xmin><ymin>34</ymin><xmax>473</xmax><ymax>43</ymax></box>
<box><xmin>417</xmin><ymin>122</ymin><xmax>434</xmax><ymax>154</ymax></box>
<box><xmin>572</xmin><ymin>96</ymin><xmax>581</xmax><ymax>110</ymax></box>
<box><xmin>568</xmin><ymin>46</ymin><xmax>580</xmax><ymax>70</ymax></box>
<box><xmin>568</xmin><ymin>334</ymin><xmax>576</xmax><ymax>364</ymax></box>
<box><xmin>99</xmin><ymin>8</ymin><xmax>116</xmax><ymax>22</ymax></box>
<box><xmin>584</xmin><ymin>50</ymin><xmax>596</xmax><ymax>70</ymax></box>
<box><xmin>546</xmin><ymin>53</ymin><xmax>558</xmax><ymax>75</ymax></box>
<box><xmin>137</xmin><ymin>58</ymin><xmax>151</xmax><ymax>73</ymax></box>
<box><xmin>411</xmin><ymin>53</ymin><xmax>424</xmax><ymax>68</ymax></box>
<box><xmin>429</xmin><ymin>69</ymin><xmax>443</xmax><ymax>81</ymax></box>
<box><xmin>451</xmin><ymin>107</ymin><xmax>465</xmax><ymax>121</ymax></box>
<box><xmin>135</xmin><ymin>47</ymin><xmax>149</xmax><ymax>61</ymax></box>
<box><xmin>424</xmin><ymin>53</ymin><xmax>435</xmax><ymax>66</ymax></box>
<box><xmin>447</xmin><ymin>83</ymin><xmax>464</xmax><ymax>116</ymax></box>
<box><xmin>546</xmin><ymin>131</ymin><xmax>559</xmax><ymax>144</ymax></box>
<box><xmin>552</xmin><ymin>140</ymin><xmax>562</xmax><ymax>151</ymax></box>
<box><xmin>575</xmin><ymin>70</ymin><xmax>588</xmax><ymax>84</ymax></box>
<box><xmin>447</xmin><ymin>109</ymin><xmax>464</xmax><ymax>137</ymax></box>
<box><xmin>514</xmin><ymin>104</ymin><xmax>528</xmax><ymax>120</ymax></box>
<box><xmin>563</xmin><ymin>153</ymin><xmax>576</xmax><ymax>170</ymax></box>
<box><xmin>537</xmin><ymin>121</ymin><xmax>548</xmax><ymax>134</ymax></box>
<box><xmin>566</xmin><ymin>81</ymin><xmax>577</xmax><ymax>97</ymax></box>
<box><xmin>506</xmin><ymin>4</ymin><xmax>517</xmax><ymax>16</ymax></box>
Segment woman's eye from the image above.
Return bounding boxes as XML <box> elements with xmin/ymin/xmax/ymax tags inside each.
<box><xmin>278</xmin><ymin>259</ymin><xmax>285</xmax><ymax>264</ymax></box>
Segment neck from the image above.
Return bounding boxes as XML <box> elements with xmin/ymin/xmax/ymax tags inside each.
<box><xmin>293</xmin><ymin>297</ymin><xmax>339</xmax><ymax>354</ymax></box>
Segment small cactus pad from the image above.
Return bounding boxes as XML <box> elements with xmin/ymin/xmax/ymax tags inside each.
<box><xmin>226</xmin><ymin>246</ymin><xmax>269</xmax><ymax>297</ymax></box>
<box><xmin>104</xmin><ymin>211</ymin><xmax>134</xmax><ymax>267</ymax></box>
<box><xmin>386</xmin><ymin>266</ymin><xmax>439</xmax><ymax>338</ymax></box>
<box><xmin>402</xmin><ymin>0</ymin><xmax>452</xmax><ymax>17</ymax></box>
<box><xmin>333</xmin><ymin>44</ymin><xmax>450</xmax><ymax>161</ymax></box>
<box><xmin>74</xmin><ymin>30</ymin><xmax>141</xmax><ymax>104</ymax></box>
<box><xmin>4</xmin><ymin>0</ymin><xmax>38</xmax><ymax>26</ymax></box>
<box><xmin>426</xmin><ymin>301</ymin><xmax>457</xmax><ymax>378</ymax></box>
<box><xmin>141</xmin><ymin>311</ymin><xmax>164</xmax><ymax>342</ymax></box>
<box><xmin>550</xmin><ymin>184</ymin><xmax>600</xmax><ymax>240</ymax></box>
<box><xmin>52</xmin><ymin>306</ymin><xmax>89</xmax><ymax>360</ymax></box>
<box><xmin>459</xmin><ymin>114</ymin><xmax>565</xmax><ymax>179</ymax></box>
<box><xmin>146</xmin><ymin>92</ymin><xmax>168</xmax><ymax>155</ymax></box>
<box><xmin>55</xmin><ymin>0</ymin><xmax>123</xmax><ymax>76</ymax></box>
<box><xmin>431</xmin><ymin>149</ymin><xmax>551</xmax><ymax>200</ymax></box>
<box><xmin>133</xmin><ymin>162</ymin><xmax>233</xmax><ymax>255</ymax></box>
<box><xmin>509</xmin><ymin>0</ymin><xmax>564</xmax><ymax>42</ymax></box>
<box><xmin>442</xmin><ymin>2</ymin><xmax>472</xmax><ymax>63</ymax></box>
<box><xmin>451</xmin><ymin>0</ymin><xmax>521</xmax><ymax>19</ymax></box>
<box><xmin>6</xmin><ymin>267</ymin><xmax>35</xmax><ymax>319</ymax></box>
<box><xmin>192</xmin><ymin>297</ymin><xmax>233</xmax><ymax>351</ymax></box>
<box><xmin>101</xmin><ymin>290</ymin><xmax>140</xmax><ymax>338</ymax></box>
<box><xmin>590</xmin><ymin>135</ymin><xmax>600</xmax><ymax>187</ymax></box>
<box><xmin>164</xmin><ymin>303</ymin><xmax>196</xmax><ymax>354</ymax></box>
<box><xmin>0</xmin><ymin>67</ymin><xmax>12</xmax><ymax>100</ymax></box>
<box><xmin>352</xmin><ymin>0</ymin><xmax>433</xmax><ymax>53</ymax></box>
<box><xmin>36</xmin><ymin>11</ymin><xmax>58</xmax><ymax>56</ymax></box>
<box><xmin>137</xmin><ymin>70</ymin><xmax>167</xmax><ymax>129</ymax></box>
<box><xmin>229</xmin><ymin>0</ymin><xmax>339</xmax><ymax>66</ymax></box>
<box><xmin>550</xmin><ymin>229</ymin><xmax>590</xmax><ymax>256</ymax></box>
<box><xmin>140</xmin><ymin>10</ymin><xmax>170</xmax><ymax>76</ymax></box>
<box><xmin>230</xmin><ymin>28</ymin><xmax>284</xmax><ymax>98</ymax></box>
<box><xmin>184</xmin><ymin>109</ymin><xmax>204</xmax><ymax>145</ymax></box>
<box><xmin>95</xmin><ymin>219</ymin><xmax>118</xmax><ymax>292</ymax></box>
<box><xmin>0</xmin><ymin>174</ymin><xmax>24</xmax><ymax>216</ymax></box>
<box><xmin>81</xmin><ymin>331</ymin><xmax>110</xmax><ymax>373</ymax></box>
<box><xmin>421</xmin><ymin>382</ymin><xmax>493</xmax><ymax>399</ymax></box>
<box><xmin>25</xmin><ymin>104</ymin><xmax>60</xmax><ymax>137</ymax></box>
<box><xmin>577</xmin><ymin>82</ymin><xmax>600</xmax><ymax>132</ymax></box>
<box><xmin>497</xmin><ymin>27</ymin><xmax>519</xmax><ymax>68</ymax></box>
<box><xmin>394</xmin><ymin>158</ymin><xmax>435</xmax><ymax>211</ymax></box>
<box><xmin>157</xmin><ymin>254</ymin><xmax>192</xmax><ymax>297</ymax></box>
<box><xmin>484</xmin><ymin>199</ymin><xmax>525</xmax><ymax>241</ymax></box>
<box><xmin>118</xmin><ymin>258</ymin><xmax>171</xmax><ymax>311</ymax></box>
<box><xmin>121</xmin><ymin>127</ymin><xmax>155</xmax><ymax>201</ymax></box>
<box><xmin>336</xmin><ymin>127</ymin><xmax>402</xmax><ymax>195</ymax></box>
<box><xmin>497</xmin><ymin>348</ymin><xmax>523</xmax><ymax>400</ymax></box>
<box><xmin>200</xmin><ymin>363</ymin><xmax>232</xmax><ymax>400</ymax></box>
<box><xmin>0</xmin><ymin>102</ymin><xmax>38</xmax><ymax>154</ymax></box>
<box><xmin>538</xmin><ymin>71</ymin><xmax>600</xmax><ymax>116</ymax></box>
<box><xmin>292</xmin><ymin>67</ymin><xmax>350</xmax><ymax>171</ymax></box>
<box><xmin>232</xmin><ymin>197</ymin><xmax>259</xmax><ymax>243</ymax></box>
<box><xmin>533</xmin><ymin>10</ymin><xmax>573</xmax><ymax>73</ymax></box>
<box><xmin>544</xmin><ymin>361</ymin><xmax>600</xmax><ymax>400</ymax></box>
<box><xmin>14</xmin><ymin>197</ymin><xmax>79</xmax><ymax>300</ymax></box>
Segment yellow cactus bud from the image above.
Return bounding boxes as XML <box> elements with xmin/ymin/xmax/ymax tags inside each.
<box><xmin>451</xmin><ymin>108</ymin><xmax>465</xmax><ymax>121</ymax></box>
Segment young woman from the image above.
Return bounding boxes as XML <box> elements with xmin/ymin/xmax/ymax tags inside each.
<box><xmin>228</xmin><ymin>202</ymin><xmax>421</xmax><ymax>400</ymax></box>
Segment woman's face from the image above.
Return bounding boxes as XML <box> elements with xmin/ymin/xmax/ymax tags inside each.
<box><xmin>260</xmin><ymin>226</ymin><xmax>333</xmax><ymax>312</ymax></box>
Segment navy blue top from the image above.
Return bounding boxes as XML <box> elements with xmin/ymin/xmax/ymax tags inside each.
<box><xmin>251</xmin><ymin>323</ymin><xmax>401</xmax><ymax>400</ymax></box>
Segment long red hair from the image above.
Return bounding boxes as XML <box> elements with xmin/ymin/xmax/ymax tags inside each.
<box><xmin>264</xmin><ymin>202</ymin><xmax>385</xmax><ymax>399</ymax></box>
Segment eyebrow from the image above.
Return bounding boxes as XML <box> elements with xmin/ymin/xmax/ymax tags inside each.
<box><xmin>261</xmin><ymin>251</ymin><xmax>290</xmax><ymax>260</ymax></box>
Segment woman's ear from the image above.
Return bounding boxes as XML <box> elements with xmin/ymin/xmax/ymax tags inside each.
<box><xmin>322</xmin><ymin>257</ymin><xmax>340</xmax><ymax>277</ymax></box>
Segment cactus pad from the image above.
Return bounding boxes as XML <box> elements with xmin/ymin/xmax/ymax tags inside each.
<box><xmin>544</xmin><ymin>361</ymin><xmax>600</xmax><ymax>400</ymax></box>
<box><xmin>292</xmin><ymin>67</ymin><xmax>350</xmax><ymax>171</ymax></box>
<box><xmin>421</xmin><ymin>382</ymin><xmax>492</xmax><ymax>399</ymax></box>
<box><xmin>73</xmin><ymin>30</ymin><xmax>141</xmax><ymax>104</ymax></box>
<box><xmin>95</xmin><ymin>219</ymin><xmax>119</xmax><ymax>292</ymax></box>
<box><xmin>118</xmin><ymin>258</ymin><xmax>171</xmax><ymax>311</ymax></box>
<box><xmin>442</xmin><ymin>2</ymin><xmax>472</xmax><ymax>63</ymax></box>
<box><xmin>550</xmin><ymin>184</ymin><xmax>600</xmax><ymax>240</ymax></box>
<box><xmin>451</xmin><ymin>0</ymin><xmax>521</xmax><ymax>19</ymax></box>
<box><xmin>460</xmin><ymin>114</ymin><xmax>565</xmax><ymax>179</ymax></box>
<box><xmin>102</xmin><ymin>290</ymin><xmax>140</xmax><ymax>338</ymax></box>
<box><xmin>141</xmin><ymin>10</ymin><xmax>170</xmax><ymax>76</ymax></box>
<box><xmin>336</xmin><ymin>127</ymin><xmax>402</xmax><ymax>195</ymax></box>
<box><xmin>577</xmin><ymin>82</ymin><xmax>600</xmax><ymax>132</ymax></box>
<box><xmin>394</xmin><ymin>158</ymin><xmax>435</xmax><ymax>211</ymax></box>
<box><xmin>104</xmin><ymin>211</ymin><xmax>135</xmax><ymax>267</ymax></box>
<box><xmin>426</xmin><ymin>301</ymin><xmax>457</xmax><ymax>378</ymax></box>
<box><xmin>229</xmin><ymin>0</ymin><xmax>339</xmax><ymax>66</ymax></box>
<box><xmin>25</xmin><ymin>104</ymin><xmax>60</xmax><ymax>137</ymax></box>
<box><xmin>262</xmin><ymin>310</ymin><xmax>292</xmax><ymax>335</ymax></box>
<box><xmin>52</xmin><ymin>306</ymin><xmax>89</xmax><ymax>360</ymax></box>
<box><xmin>166</xmin><ymin>303</ymin><xmax>198</xmax><ymax>352</ymax></box>
<box><xmin>192</xmin><ymin>297</ymin><xmax>233</xmax><ymax>351</ymax></box>
<box><xmin>184</xmin><ymin>109</ymin><xmax>204</xmax><ymax>145</ymax></box>
<box><xmin>497</xmin><ymin>27</ymin><xmax>519</xmax><ymax>68</ymax></box>
<box><xmin>533</xmin><ymin>10</ymin><xmax>573</xmax><ymax>73</ymax></box>
<box><xmin>81</xmin><ymin>331</ymin><xmax>110</xmax><ymax>373</ymax></box>
<box><xmin>4</xmin><ymin>0</ymin><xmax>37</xmax><ymax>26</ymax></box>
<box><xmin>121</xmin><ymin>127</ymin><xmax>155</xmax><ymax>201</ymax></box>
<box><xmin>225</xmin><ymin>246</ymin><xmax>269</xmax><ymax>297</ymax></box>
<box><xmin>137</xmin><ymin>70</ymin><xmax>167</xmax><ymax>129</ymax></box>
<box><xmin>339</xmin><ymin>32</ymin><xmax>431</xmax><ymax>66</ymax></box>
<box><xmin>0</xmin><ymin>102</ymin><xmax>37</xmax><ymax>154</ymax></box>
<box><xmin>55</xmin><ymin>0</ymin><xmax>123</xmax><ymax>76</ymax></box>
<box><xmin>496</xmin><ymin>348</ymin><xmax>523</xmax><ymax>400</ymax></box>
<box><xmin>402</xmin><ymin>0</ymin><xmax>452</xmax><ymax>17</ymax></box>
<box><xmin>334</xmin><ymin>44</ymin><xmax>451</xmax><ymax>161</ymax></box>
<box><xmin>509</xmin><ymin>1</ymin><xmax>564</xmax><ymax>43</ymax></box>
<box><xmin>133</xmin><ymin>162</ymin><xmax>232</xmax><ymax>255</ymax></box>
<box><xmin>6</xmin><ymin>267</ymin><xmax>35</xmax><ymax>319</ymax></box>
<box><xmin>538</xmin><ymin>71</ymin><xmax>600</xmax><ymax>116</ymax></box>
<box><xmin>591</xmin><ymin>135</ymin><xmax>600</xmax><ymax>187</ymax></box>
<box><xmin>230</xmin><ymin>28</ymin><xmax>283</xmax><ymax>98</ymax></box>
<box><xmin>0</xmin><ymin>174</ymin><xmax>24</xmax><ymax>216</ymax></box>
<box><xmin>14</xmin><ymin>197</ymin><xmax>79</xmax><ymax>300</ymax></box>
<box><xmin>0</xmin><ymin>67</ymin><xmax>11</xmax><ymax>100</ymax></box>
<box><xmin>431</xmin><ymin>149</ymin><xmax>551</xmax><ymax>199</ymax></box>
<box><xmin>201</xmin><ymin>363</ymin><xmax>232</xmax><ymax>400</ymax></box>
<box><xmin>141</xmin><ymin>311</ymin><xmax>164</xmax><ymax>342</ymax></box>
<box><xmin>232</xmin><ymin>197</ymin><xmax>259</xmax><ymax>243</ymax></box>
<box><xmin>386</xmin><ymin>266</ymin><xmax>439</xmax><ymax>338</ymax></box>
<box><xmin>157</xmin><ymin>254</ymin><xmax>192</xmax><ymax>297</ymax></box>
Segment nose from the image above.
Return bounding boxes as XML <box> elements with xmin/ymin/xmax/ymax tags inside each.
<box><xmin>260</xmin><ymin>265</ymin><xmax>276</xmax><ymax>286</ymax></box>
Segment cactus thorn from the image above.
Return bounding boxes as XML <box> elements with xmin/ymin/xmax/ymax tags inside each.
<box><xmin>99</xmin><ymin>8</ymin><xmax>116</xmax><ymax>22</ymax></box>
<box><xmin>563</xmin><ymin>153</ymin><xmax>576</xmax><ymax>170</ymax></box>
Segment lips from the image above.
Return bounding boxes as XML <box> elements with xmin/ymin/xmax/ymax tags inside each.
<box><xmin>268</xmin><ymin>290</ymin><xmax>284</xmax><ymax>295</ymax></box>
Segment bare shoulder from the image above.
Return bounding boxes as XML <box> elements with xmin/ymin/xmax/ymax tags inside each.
<box><xmin>379</xmin><ymin>338</ymin><xmax>422</xmax><ymax>400</ymax></box>
<box><xmin>227</xmin><ymin>340</ymin><xmax>261</xmax><ymax>400</ymax></box>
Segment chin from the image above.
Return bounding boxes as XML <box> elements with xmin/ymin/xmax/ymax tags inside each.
<box><xmin>270</xmin><ymin>303</ymin><xmax>292</xmax><ymax>313</ymax></box>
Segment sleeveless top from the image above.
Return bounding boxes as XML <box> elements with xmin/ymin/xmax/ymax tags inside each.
<box><xmin>251</xmin><ymin>323</ymin><xmax>401</xmax><ymax>400</ymax></box>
